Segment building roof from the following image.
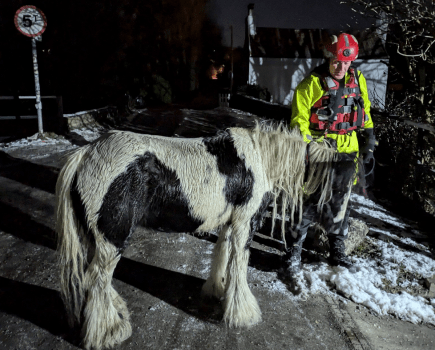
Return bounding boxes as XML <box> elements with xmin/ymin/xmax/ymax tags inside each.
<box><xmin>249</xmin><ymin>28</ymin><xmax>388</xmax><ymax>59</ymax></box>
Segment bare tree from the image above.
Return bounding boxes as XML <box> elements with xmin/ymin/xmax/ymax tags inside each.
<box><xmin>343</xmin><ymin>0</ymin><xmax>435</xmax><ymax>123</ymax></box>
<box><xmin>342</xmin><ymin>1</ymin><xmax>435</xmax><ymax>215</ymax></box>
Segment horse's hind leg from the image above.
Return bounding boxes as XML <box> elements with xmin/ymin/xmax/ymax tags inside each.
<box><xmin>81</xmin><ymin>238</ymin><xmax>132</xmax><ymax>350</ymax></box>
<box><xmin>79</xmin><ymin>156</ymin><xmax>155</xmax><ymax>348</ymax></box>
<box><xmin>202</xmin><ymin>224</ymin><xmax>232</xmax><ymax>299</ymax></box>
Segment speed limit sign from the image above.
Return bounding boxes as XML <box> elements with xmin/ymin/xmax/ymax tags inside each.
<box><xmin>14</xmin><ymin>5</ymin><xmax>47</xmax><ymax>37</ymax></box>
<box><xmin>14</xmin><ymin>5</ymin><xmax>48</xmax><ymax>134</ymax></box>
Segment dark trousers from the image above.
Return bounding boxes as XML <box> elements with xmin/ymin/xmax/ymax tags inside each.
<box><xmin>285</xmin><ymin>194</ymin><xmax>352</xmax><ymax>253</ymax></box>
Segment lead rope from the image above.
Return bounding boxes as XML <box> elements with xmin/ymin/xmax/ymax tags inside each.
<box><xmin>365</xmin><ymin>158</ymin><xmax>376</xmax><ymax>177</ymax></box>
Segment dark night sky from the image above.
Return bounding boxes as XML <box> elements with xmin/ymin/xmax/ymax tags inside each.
<box><xmin>207</xmin><ymin>0</ymin><xmax>375</xmax><ymax>47</ymax></box>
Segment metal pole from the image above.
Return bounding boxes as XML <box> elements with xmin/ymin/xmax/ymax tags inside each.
<box><xmin>32</xmin><ymin>37</ymin><xmax>43</xmax><ymax>134</ymax></box>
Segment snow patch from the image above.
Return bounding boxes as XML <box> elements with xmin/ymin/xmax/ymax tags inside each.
<box><xmin>71</xmin><ymin>127</ymin><xmax>107</xmax><ymax>142</ymax></box>
<box><xmin>0</xmin><ymin>128</ymin><xmax>105</xmax><ymax>154</ymax></box>
<box><xmin>350</xmin><ymin>193</ymin><xmax>387</xmax><ymax>212</ymax></box>
<box><xmin>329</xmin><ymin>266</ymin><xmax>435</xmax><ymax>325</ymax></box>
<box><xmin>290</xmin><ymin>236</ymin><xmax>435</xmax><ymax>325</ymax></box>
<box><xmin>369</xmin><ymin>227</ymin><xmax>430</xmax><ymax>252</ymax></box>
<box><xmin>248</xmin><ymin>195</ymin><xmax>435</xmax><ymax>325</ymax></box>
<box><xmin>180</xmin><ymin>317</ymin><xmax>206</xmax><ymax>332</ymax></box>
<box><xmin>0</xmin><ymin>133</ymin><xmax>75</xmax><ymax>151</ymax></box>
<box><xmin>351</xmin><ymin>194</ymin><xmax>407</xmax><ymax>228</ymax></box>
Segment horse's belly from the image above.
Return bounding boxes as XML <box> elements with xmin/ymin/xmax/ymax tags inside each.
<box><xmin>146</xmin><ymin>202</ymin><xmax>202</xmax><ymax>233</ymax></box>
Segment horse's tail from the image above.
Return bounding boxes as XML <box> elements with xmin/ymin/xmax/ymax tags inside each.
<box><xmin>55</xmin><ymin>145</ymin><xmax>91</xmax><ymax>327</ymax></box>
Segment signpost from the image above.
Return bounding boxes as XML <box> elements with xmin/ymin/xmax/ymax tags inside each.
<box><xmin>14</xmin><ymin>5</ymin><xmax>47</xmax><ymax>135</ymax></box>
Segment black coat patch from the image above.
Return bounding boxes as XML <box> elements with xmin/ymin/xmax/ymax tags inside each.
<box><xmin>97</xmin><ymin>154</ymin><xmax>153</xmax><ymax>251</ymax></box>
<box><xmin>145</xmin><ymin>153</ymin><xmax>204</xmax><ymax>233</ymax></box>
<box><xmin>97</xmin><ymin>152</ymin><xmax>203</xmax><ymax>250</ymax></box>
<box><xmin>203</xmin><ymin>131</ymin><xmax>254</xmax><ymax>206</ymax></box>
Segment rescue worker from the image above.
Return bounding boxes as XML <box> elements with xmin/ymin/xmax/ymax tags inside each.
<box><xmin>285</xmin><ymin>33</ymin><xmax>377</xmax><ymax>274</ymax></box>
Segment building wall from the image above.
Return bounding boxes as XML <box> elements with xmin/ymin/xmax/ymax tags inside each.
<box><xmin>248</xmin><ymin>57</ymin><xmax>389</xmax><ymax>109</ymax></box>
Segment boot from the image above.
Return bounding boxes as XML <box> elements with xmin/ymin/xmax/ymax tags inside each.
<box><xmin>281</xmin><ymin>217</ymin><xmax>310</xmax><ymax>279</ymax></box>
<box><xmin>328</xmin><ymin>236</ymin><xmax>356</xmax><ymax>273</ymax></box>
<box><xmin>282</xmin><ymin>243</ymin><xmax>303</xmax><ymax>276</ymax></box>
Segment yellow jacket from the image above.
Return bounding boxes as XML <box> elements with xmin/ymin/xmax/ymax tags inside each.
<box><xmin>290</xmin><ymin>66</ymin><xmax>374</xmax><ymax>154</ymax></box>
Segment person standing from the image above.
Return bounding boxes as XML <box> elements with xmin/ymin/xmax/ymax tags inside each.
<box><xmin>285</xmin><ymin>33</ymin><xmax>377</xmax><ymax>274</ymax></box>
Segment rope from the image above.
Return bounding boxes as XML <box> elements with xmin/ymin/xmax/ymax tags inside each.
<box><xmin>365</xmin><ymin>158</ymin><xmax>376</xmax><ymax>177</ymax></box>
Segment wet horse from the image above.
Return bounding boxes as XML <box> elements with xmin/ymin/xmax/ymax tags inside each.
<box><xmin>55</xmin><ymin>124</ymin><xmax>355</xmax><ymax>349</ymax></box>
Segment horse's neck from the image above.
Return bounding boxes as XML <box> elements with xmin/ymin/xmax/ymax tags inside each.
<box><xmin>255</xmin><ymin>130</ymin><xmax>303</xmax><ymax>184</ymax></box>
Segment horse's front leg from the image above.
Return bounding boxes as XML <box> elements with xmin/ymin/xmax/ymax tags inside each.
<box><xmin>222</xmin><ymin>218</ymin><xmax>261</xmax><ymax>327</ymax></box>
<box><xmin>202</xmin><ymin>224</ymin><xmax>232</xmax><ymax>299</ymax></box>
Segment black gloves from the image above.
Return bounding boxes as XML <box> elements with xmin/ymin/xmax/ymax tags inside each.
<box><xmin>360</xmin><ymin>128</ymin><xmax>377</xmax><ymax>163</ymax></box>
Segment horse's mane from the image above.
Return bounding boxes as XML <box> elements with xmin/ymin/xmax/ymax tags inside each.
<box><xmin>250</xmin><ymin>121</ymin><xmax>338</xmax><ymax>247</ymax></box>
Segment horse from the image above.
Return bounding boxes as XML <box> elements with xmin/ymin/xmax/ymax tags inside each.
<box><xmin>55</xmin><ymin>123</ymin><xmax>355</xmax><ymax>349</ymax></box>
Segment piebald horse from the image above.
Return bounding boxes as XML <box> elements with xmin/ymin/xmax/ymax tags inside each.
<box><xmin>56</xmin><ymin>123</ymin><xmax>355</xmax><ymax>349</ymax></box>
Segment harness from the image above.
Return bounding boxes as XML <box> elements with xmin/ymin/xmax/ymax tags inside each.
<box><xmin>309</xmin><ymin>67</ymin><xmax>368</xmax><ymax>135</ymax></box>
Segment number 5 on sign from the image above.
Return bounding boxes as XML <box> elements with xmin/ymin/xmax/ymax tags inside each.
<box><xmin>14</xmin><ymin>5</ymin><xmax>47</xmax><ymax>37</ymax></box>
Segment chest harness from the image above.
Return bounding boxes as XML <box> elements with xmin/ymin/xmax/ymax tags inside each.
<box><xmin>309</xmin><ymin>68</ymin><xmax>368</xmax><ymax>135</ymax></box>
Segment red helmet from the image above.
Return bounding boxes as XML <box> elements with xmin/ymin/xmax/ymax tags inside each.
<box><xmin>325</xmin><ymin>33</ymin><xmax>359</xmax><ymax>61</ymax></box>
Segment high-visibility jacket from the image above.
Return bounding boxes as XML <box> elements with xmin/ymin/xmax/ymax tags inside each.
<box><xmin>290</xmin><ymin>65</ymin><xmax>374</xmax><ymax>154</ymax></box>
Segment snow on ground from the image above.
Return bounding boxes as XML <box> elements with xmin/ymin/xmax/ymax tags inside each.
<box><xmin>370</xmin><ymin>227</ymin><xmax>431</xmax><ymax>252</ymax></box>
<box><xmin>71</xmin><ymin>127</ymin><xmax>107</xmax><ymax>142</ymax></box>
<box><xmin>0</xmin><ymin>127</ymin><xmax>106</xmax><ymax>157</ymax></box>
<box><xmin>249</xmin><ymin>240</ymin><xmax>435</xmax><ymax>325</ymax></box>
<box><xmin>250</xmin><ymin>194</ymin><xmax>435</xmax><ymax>326</ymax></box>
<box><xmin>181</xmin><ymin>108</ymin><xmax>257</xmax><ymax>118</ymax></box>
<box><xmin>350</xmin><ymin>193</ymin><xmax>408</xmax><ymax>229</ymax></box>
<box><xmin>0</xmin><ymin>132</ymin><xmax>76</xmax><ymax>153</ymax></box>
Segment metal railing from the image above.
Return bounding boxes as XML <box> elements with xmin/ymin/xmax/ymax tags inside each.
<box><xmin>0</xmin><ymin>95</ymin><xmax>63</xmax><ymax>134</ymax></box>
